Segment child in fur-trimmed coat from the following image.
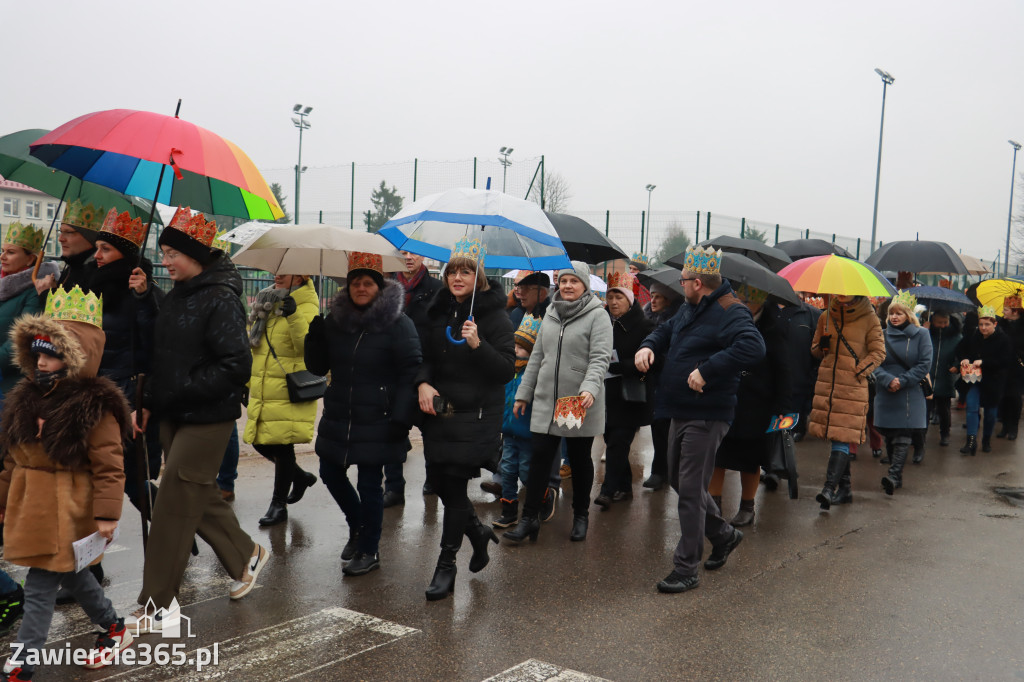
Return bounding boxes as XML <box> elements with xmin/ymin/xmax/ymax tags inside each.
<box><xmin>0</xmin><ymin>287</ymin><xmax>134</xmax><ymax>680</ymax></box>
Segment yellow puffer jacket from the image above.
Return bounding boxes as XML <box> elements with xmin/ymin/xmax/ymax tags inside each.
<box><xmin>244</xmin><ymin>279</ymin><xmax>320</xmax><ymax>445</ymax></box>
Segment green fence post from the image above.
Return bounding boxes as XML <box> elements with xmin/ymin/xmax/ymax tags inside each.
<box><xmin>413</xmin><ymin>158</ymin><xmax>418</xmax><ymax>201</ymax></box>
<box><xmin>695</xmin><ymin>211</ymin><xmax>700</xmax><ymax>244</ymax></box>
<box><xmin>540</xmin><ymin>155</ymin><xmax>545</xmax><ymax>209</ymax></box>
<box><xmin>350</xmin><ymin>162</ymin><xmax>355</xmax><ymax>230</ymax></box>
<box><xmin>706</xmin><ymin>212</ymin><xmax>711</xmax><ymax>241</ymax></box>
<box><xmin>473</xmin><ymin>157</ymin><xmax>477</xmax><ymax>189</ymax></box>
<box><xmin>856</xmin><ymin>238</ymin><xmax>861</xmax><ymax>259</ymax></box>
<box><xmin>805</xmin><ymin>228</ymin><xmax>810</xmax><ymax>239</ymax></box>
<box><xmin>740</xmin><ymin>217</ymin><xmax>745</xmax><ymax>239</ymax></box>
<box><xmin>319</xmin><ymin>210</ymin><xmax>322</xmax><ymax>224</ymax></box>
<box><xmin>774</xmin><ymin>224</ymin><xmax>779</xmax><ymax>245</ymax></box>
<box><xmin>640</xmin><ymin>211</ymin><xmax>646</xmax><ymax>256</ymax></box>
<box><xmin>604</xmin><ymin>210</ymin><xmax>611</xmax><ymax>280</ymax></box>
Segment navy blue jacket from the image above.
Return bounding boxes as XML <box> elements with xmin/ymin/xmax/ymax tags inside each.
<box><xmin>639</xmin><ymin>281</ymin><xmax>766</xmax><ymax>422</ymax></box>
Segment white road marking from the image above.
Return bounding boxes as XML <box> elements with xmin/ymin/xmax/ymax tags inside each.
<box><xmin>484</xmin><ymin>659</ymin><xmax>613</xmax><ymax>682</ymax></box>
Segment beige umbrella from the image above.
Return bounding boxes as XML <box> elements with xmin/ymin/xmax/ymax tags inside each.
<box><xmin>959</xmin><ymin>254</ymin><xmax>991</xmax><ymax>276</ymax></box>
<box><xmin>228</xmin><ymin>223</ymin><xmax>405</xmax><ymax>276</ymax></box>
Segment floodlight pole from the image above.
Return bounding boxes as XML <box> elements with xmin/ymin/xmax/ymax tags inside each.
<box><xmin>293</xmin><ymin>104</ymin><xmax>312</xmax><ymax>224</ymax></box>
<box><xmin>870</xmin><ymin>69</ymin><xmax>894</xmax><ymax>255</ymax></box>
<box><xmin>1005</xmin><ymin>140</ymin><xmax>1021</xmax><ymax>275</ymax></box>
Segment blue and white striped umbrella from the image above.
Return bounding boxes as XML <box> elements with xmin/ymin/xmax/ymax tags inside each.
<box><xmin>378</xmin><ymin>188</ymin><xmax>571</xmax><ymax>271</ymax></box>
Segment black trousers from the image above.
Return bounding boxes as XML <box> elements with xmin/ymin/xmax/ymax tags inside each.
<box><xmin>523</xmin><ymin>434</ymin><xmax>594</xmax><ymax>517</ymax></box>
<box><xmin>424</xmin><ymin>469</ymin><xmax>472</xmax><ymax>550</ymax></box>
<box><xmin>649</xmin><ymin>419</ymin><xmax>671</xmax><ymax>479</ymax></box>
<box><xmin>929</xmin><ymin>397</ymin><xmax>952</xmax><ymax>437</ymax></box>
<box><xmin>999</xmin><ymin>392</ymin><xmax>1022</xmax><ymax>435</ymax></box>
<box><xmin>601</xmin><ymin>426</ymin><xmax>638</xmax><ymax>495</ymax></box>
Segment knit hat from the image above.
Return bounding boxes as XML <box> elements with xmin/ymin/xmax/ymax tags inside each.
<box><xmin>158</xmin><ymin>206</ymin><xmax>218</xmax><ymax>265</ymax></box>
<box><xmin>348</xmin><ymin>251</ymin><xmax>385</xmax><ymax>288</ymax></box>
<box><xmin>31</xmin><ymin>334</ymin><xmax>62</xmax><ymax>358</ymax></box>
<box><xmin>606</xmin><ymin>271</ymin><xmax>636</xmax><ymax>305</ymax></box>
<box><xmin>514</xmin><ymin>314</ymin><xmax>542</xmax><ymax>352</ymax></box>
<box><xmin>556</xmin><ymin>261</ymin><xmax>591</xmax><ymax>292</ymax></box>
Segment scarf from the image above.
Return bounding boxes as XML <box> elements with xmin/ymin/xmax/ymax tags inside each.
<box><xmin>397</xmin><ymin>266</ymin><xmax>427</xmax><ymax>307</ymax></box>
<box><xmin>552</xmin><ymin>290</ymin><xmax>593</xmax><ymax>322</ymax></box>
<box><xmin>35</xmin><ymin>368</ymin><xmax>68</xmax><ymax>393</ymax></box>
<box><xmin>248</xmin><ymin>286</ymin><xmax>289</xmax><ymax>348</ymax></box>
<box><xmin>515</xmin><ymin>356</ymin><xmax>529</xmax><ymax>373</ymax></box>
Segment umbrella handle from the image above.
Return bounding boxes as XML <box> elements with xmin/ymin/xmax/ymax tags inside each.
<box><xmin>445</xmin><ymin>315</ymin><xmax>474</xmax><ymax>345</ymax></box>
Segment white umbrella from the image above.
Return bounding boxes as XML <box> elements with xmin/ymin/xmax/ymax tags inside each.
<box><xmin>229</xmin><ymin>223</ymin><xmax>405</xmax><ymax>277</ymax></box>
<box><xmin>502</xmin><ymin>269</ymin><xmax>608</xmax><ymax>293</ymax></box>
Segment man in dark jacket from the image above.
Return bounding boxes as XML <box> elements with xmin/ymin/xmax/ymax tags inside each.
<box><xmin>508</xmin><ymin>271</ymin><xmax>551</xmax><ymax>328</ymax></box>
<box><xmin>385</xmin><ymin>251</ymin><xmax>444</xmax><ymax>505</ymax></box>
<box><xmin>32</xmin><ymin>199</ymin><xmax>99</xmax><ymax>296</ymax></box>
<box><xmin>635</xmin><ymin>246</ymin><xmax>765</xmax><ymax>594</ymax></box>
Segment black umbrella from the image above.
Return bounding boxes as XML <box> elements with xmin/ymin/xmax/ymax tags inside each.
<box><xmin>776</xmin><ymin>238</ymin><xmax>854</xmax><ymax>260</ymax></box>
<box><xmin>864</xmin><ymin>240</ymin><xmax>969</xmax><ymax>275</ymax></box>
<box><xmin>696</xmin><ymin>235</ymin><xmax>793</xmax><ymax>272</ymax></box>
<box><xmin>912</xmin><ymin>285</ymin><xmax>975</xmax><ymax>313</ymax></box>
<box><xmin>544</xmin><ymin>212</ymin><xmax>628</xmax><ymax>264</ymax></box>
<box><xmin>642</xmin><ymin>253</ymin><xmax>801</xmax><ymax>306</ymax></box>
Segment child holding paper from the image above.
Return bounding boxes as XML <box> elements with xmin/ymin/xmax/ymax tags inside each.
<box><xmin>0</xmin><ymin>286</ymin><xmax>134</xmax><ymax>680</ymax></box>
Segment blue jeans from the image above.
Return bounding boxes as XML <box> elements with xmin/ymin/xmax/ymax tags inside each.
<box><xmin>217</xmin><ymin>424</ymin><xmax>240</xmax><ymax>492</ymax></box>
<box><xmin>0</xmin><ymin>570</ymin><xmax>18</xmax><ymax>595</ymax></box>
<box><xmin>830</xmin><ymin>441</ymin><xmax>850</xmax><ymax>454</ymax></box>
<box><xmin>320</xmin><ymin>460</ymin><xmax>385</xmax><ymax>555</ymax></box>
<box><xmin>500</xmin><ymin>435</ymin><xmax>532</xmax><ymax>501</ymax></box>
<box><xmin>966</xmin><ymin>385</ymin><xmax>998</xmax><ymax>438</ymax></box>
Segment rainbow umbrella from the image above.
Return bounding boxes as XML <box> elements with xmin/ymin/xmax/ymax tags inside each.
<box><xmin>29</xmin><ymin>107</ymin><xmax>283</xmax><ymax>221</ymax></box>
<box><xmin>777</xmin><ymin>255</ymin><xmax>896</xmax><ymax>297</ymax></box>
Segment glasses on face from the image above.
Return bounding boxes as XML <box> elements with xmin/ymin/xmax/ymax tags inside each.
<box><xmin>679</xmin><ymin>277</ymin><xmax>698</xmax><ymax>284</ymax></box>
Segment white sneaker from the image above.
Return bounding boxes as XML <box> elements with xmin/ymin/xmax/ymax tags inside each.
<box><xmin>230</xmin><ymin>544</ymin><xmax>269</xmax><ymax>600</ymax></box>
<box><xmin>124</xmin><ymin>600</ymin><xmax>179</xmax><ymax>635</ymax></box>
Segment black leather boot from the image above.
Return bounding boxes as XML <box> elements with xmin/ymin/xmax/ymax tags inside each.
<box><xmin>960</xmin><ymin>435</ymin><xmax>977</xmax><ymax>456</ymax></box>
<box><xmin>426</xmin><ymin>507</ymin><xmax>465</xmax><ymax>601</ymax></box>
<box><xmin>503</xmin><ymin>516</ymin><xmax>540</xmax><ymax>543</ymax></box>
<box><xmin>464</xmin><ymin>509</ymin><xmax>498</xmax><ymax>573</ymax></box>
<box><xmin>570</xmin><ymin>514</ymin><xmax>589</xmax><ymax>542</ymax></box>
<box><xmin>287</xmin><ymin>467</ymin><xmax>318</xmax><ymax>504</ymax></box>
<box><xmin>982</xmin><ymin>437</ymin><xmax>992</xmax><ymax>453</ymax></box>
<box><xmin>834</xmin><ymin>465</ymin><xmax>853</xmax><ymax>505</ymax></box>
<box><xmin>816</xmin><ymin>450</ymin><xmax>848</xmax><ymax>510</ymax></box>
<box><xmin>731</xmin><ymin>499</ymin><xmax>755</xmax><ymax>526</ymax></box>
<box><xmin>259</xmin><ymin>456</ymin><xmax>293</xmax><ymax>526</ymax></box>
<box><xmin>882</xmin><ymin>437</ymin><xmax>910</xmax><ymax>495</ymax></box>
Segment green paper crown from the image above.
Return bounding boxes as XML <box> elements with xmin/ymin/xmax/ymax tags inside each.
<box><xmin>45</xmin><ymin>285</ymin><xmax>103</xmax><ymax>329</ymax></box>
<box><xmin>4</xmin><ymin>221</ymin><xmax>44</xmax><ymax>253</ymax></box>
<box><xmin>891</xmin><ymin>289</ymin><xmax>918</xmax><ymax>311</ymax></box>
<box><xmin>63</xmin><ymin>199</ymin><xmax>104</xmax><ymax>231</ymax></box>
<box><xmin>978</xmin><ymin>304</ymin><xmax>998</xmax><ymax>320</ymax></box>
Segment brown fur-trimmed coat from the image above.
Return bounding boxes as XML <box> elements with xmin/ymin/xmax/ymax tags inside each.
<box><xmin>0</xmin><ymin>314</ymin><xmax>129</xmax><ymax>572</ymax></box>
<box><xmin>808</xmin><ymin>297</ymin><xmax>885</xmax><ymax>444</ymax></box>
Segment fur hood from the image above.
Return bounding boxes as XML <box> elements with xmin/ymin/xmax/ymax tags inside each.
<box><xmin>1</xmin><ymin>374</ymin><xmax>130</xmax><ymax>468</ymax></box>
<box><xmin>330</xmin><ymin>279</ymin><xmax>405</xmax><ymax>334</ymax></box>
<box><xmin>10</xmin><ymin>314</ymin><xmax>104</xmax><ymax>380</ymax></box>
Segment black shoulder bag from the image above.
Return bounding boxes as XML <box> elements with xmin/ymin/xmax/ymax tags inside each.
<box><xmin>265</xmin><ymin>327</ymin><xmax>327</xmax><ymax>403</ymax></box>
<box><xmin>883</xmin><ymin>336</ymin><xmax>933</xmax><ymax>397</ymax></box>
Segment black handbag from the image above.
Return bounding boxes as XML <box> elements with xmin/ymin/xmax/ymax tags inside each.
<box><xmin>620</xmin><ymin>374</ymin><xmax>648</xmax><ymax>403</ymax></box>
<box><xmin>265</xmin><ymin>328</ymin><xmax>326</xmax><ymax>403</ymax></box>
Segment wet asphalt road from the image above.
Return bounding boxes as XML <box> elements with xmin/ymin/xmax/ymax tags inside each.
<box><xmin>3</xmin><ymin>415</ymin><xmax>1023</xmax><ymax>681</ymax></box>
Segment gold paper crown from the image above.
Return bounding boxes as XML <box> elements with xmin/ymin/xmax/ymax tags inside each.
<box><xmin>4</xmin><ymin>221</ymin><xmax>44</xmax><ymax>253</ymax></box>
<box><xmin>891</xmin><ymin>289</ymin><xmax>918</xmax><ymax>311</ymax></box>
<box><xmin>736</xmin><ymin>283</ymin><xmax>769</xmax><ymax>306</ymax></box>
<box><xmin>682</xmin><ymin>245</ymin><xmax>722</xmax><ymax>275</ymax></box>
<box><xmin>63</xmin><ymin>199</ymin><xmax>104</xmax><ymax>231</ymax></box>
<box><xmin>44</xmin><ymin>285</ymin><xmax>102</xmax><ymax>329</ymax></box>
<box><xmin>451</xmin><ymin>236</ymin><xmax>485</xmax><ymax>266</ymax></box>
<box><xmin>607</xmin><ymin>271</ymin><xmax>637</xmax><ymax>293</ymax></box>
<box><xmin>1005</xmin><ymin>295</ymin><xmax>1022</xmax><ymax>309</ymax></box>
<box><xmin>349</xmin><ymin>251</ymin><xmax>384</xmax><ymax>275</ymax></box>
<box><xmin>630</xmin><ymin>252</ymin><xmax>651</xmax><ymax>268</ymax></box>
<box><xmin>100</xmin><ymin>208</ymin><xmax>146</xmax><ymax>248</ymax></box>
<box><xmin>168</xmin><ymin>206</ymin><xmax>218</xmax><ymax>247</ymax></box>
<box><xmin>978</xmin><ymin>304</ymin><xmax>998</xmax><ymax>319</ymax></box>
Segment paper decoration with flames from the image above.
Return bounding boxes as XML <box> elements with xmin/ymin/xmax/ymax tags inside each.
<box><xmin>554</xmin><ymin>395</ymin><xmax>587</xmax><ymax>430</ymax></box>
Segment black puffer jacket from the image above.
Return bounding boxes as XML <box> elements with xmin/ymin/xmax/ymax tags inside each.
<box><xmin>144</xmin><ymin>253</ymin><xmax>251</xmax><ymax>423</ymax></box>
<box><xmin>605</xmin><ymin>301</ymin><xmax>657</xmax><ymax>430</ymax></box>
<box><xmin>726</xmin><ymin>304</ymin><xmax>795</xmax><ymax>439</ymax></box>
<box><xmin>56</xmin><ymin>251</ymin><xmax>97</xmax><ymax>292</ymax></box>
<box><xmin>399</xmin><ymin>268</ymin><xmax>444</xmax><ymax>344</ymax></box>
<box><xmin>956</xmin><ymin>326</ymin><xmax>1014</xmax><ymax>408</ymax></box>
<box><xmin>90</xmin><ymin>258</ymin><xmax>161</xmax><ymax>394</ymax></box>
<box><xmin>416</xmin><ymin>280</ymin><xmax>515</xmax><ymax>470</ymax></box>
<box><xmin>305</xmin><ymin>280</ymin><xmax>422</xmax><ymax>467</ymax></box>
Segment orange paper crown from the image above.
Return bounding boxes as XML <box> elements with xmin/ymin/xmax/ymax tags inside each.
<box><xmin>348</xmin><ymin>251</ymin><xmax>384</xmax><ymax>275</ymax></box>
<box><xmin>100</xmin><ymin>208</ymin><xmax>146</xmax><ymax>248</ymax></box>
<box><xmin>553</xmin><ymin>395</ymin><xmax>586</xmax><ymax>430</ymax></box>
<box><xmin>606</xmin><ymin>271</ymin><xmax>637</xmax><ymax>293</ymax></box>
<box><xmin>1005</xmin><ymin>295</ymin><xmax>1022</xmax><ymax>309</ymax></box>
<box><xmin>168</xmin><ymin>206</ymin><xmax>218</xmax><ymax>247</ymax></box>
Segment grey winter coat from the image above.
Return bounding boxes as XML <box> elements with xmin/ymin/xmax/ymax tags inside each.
<box><xmin>872</xmin><ymin>323</ymin><xmax>933</xmax><ymax>430</ymax></box>
<box><xmin>516</xmin><ymin>293</ymin><xmax>613</xmax><ymax>437</ymax></box>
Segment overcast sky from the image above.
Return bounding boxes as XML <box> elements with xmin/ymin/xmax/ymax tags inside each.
<box><xmin>4</xmin><ymin>0</ymin><xmax>1023</xmax><ymax>261</ymax></box>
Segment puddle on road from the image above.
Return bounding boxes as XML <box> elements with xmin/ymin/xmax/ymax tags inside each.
<box><xmin>992</xmin><ymin>487</ymin><xmax>1024</xmax><ymax>508</ymax></box>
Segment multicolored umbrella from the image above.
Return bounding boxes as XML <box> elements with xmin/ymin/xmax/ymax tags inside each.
<box><xmin>777</xmin><ymin>255</ymin><xmax>896</xmax><ymax>297</ymax></box>
<box><xmin>29</xmin><ymin>108</ymin><xmax>283</xmax><ymax>221</ymax></box>
<box><xmin>966</xmin><ymin>278</ymin><xmax>1024</xmax><ymax>316</ymax></box>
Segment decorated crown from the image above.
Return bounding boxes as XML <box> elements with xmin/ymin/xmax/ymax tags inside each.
<box><xmin>63</xmin><ymin>199</ymin><xmax>104</xmax><ymax>231</ymax></box>
<box><xmin>514</xmin><ymin>314</ymin><xmax>542</xmax><ymax>347</ymax></box>
<box><xmin>211</xmin><ymin>230</ymin><xmax>232</xmax><ymax>253</ymax></box>
<box><xmin>451</xmin><ymin>236</ymin><xmax>485</xmax><ymax>266</ymax></box>
<box><xmin>891</xmin><ymin>289</ymin><xmax>918</xmax><ymax>311</ymax></box>
<box><xmin>4</xmin><ymin>221</ymin><xmax>44</xmax><ymax>253</ymax></box>
<box><xmin>682</xmin><ymin>245</ymin><xmax>722</xmax><ymax>275</ymax></box>
<box><xmin>44</xmin><ymin>285</ymin><xmax>102</xmax><ymax>329</ymax></box>
<box><xmin>168</xmin><ymin>206</ymin><xmax>218</xmax><ymax>247</ymax></box>
<box><xmin>1005</xmin><ymin>295</ymin><xmax>1022</xmax><ymax>309</ymax></box>
<box><xmin>100</xmin><ymin>208</ymin><xmax>146</xmax><ymax>248</ymax></box>
<box><xmin>629</xmin><ymin>252</ymin><xmax>651</xmax><ymax>269</ymax></box>
<box><xmin>348</xmin><ymin>251</ymin><xmax>383</xmax><ymax>275</ymax></box>
<box><xmin>606</xmin><ymin>271</ymin><xmax>637</xmax><ymax>293</ymax></box>
<box><xmin>735</xmin><ymin>283</ymin><xmax>769</xmax><ymax>306</ymax></box>
<box><xmin>978</xmin><ymin>304</ymin><xmax>998</xmax><ymax>319</ymax></box>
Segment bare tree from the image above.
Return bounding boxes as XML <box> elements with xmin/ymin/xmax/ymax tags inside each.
<box><xmin>653</xmin><ymin>220</ymin><xmax>691</xmax><ymax>267</ymax></box>
<box><xmin>529</xmin><ymin>171</ymin><xmax>572</xmax><ymax>213</ymax></box>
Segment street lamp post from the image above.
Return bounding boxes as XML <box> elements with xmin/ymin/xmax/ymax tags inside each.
<box><xmin>498</xmin><ymin>146</ymin><xmax>514</xmax><ymax>192</ymax></box>
<box><xmin>870</xmin><ymin>68</ymin><xmax>894</xmax><ymax>255</ymax></box>
<box><xmin>1005</xmin><ymin>139</ymin><xmax>1021</xmax><ymax>276</ymax></box>
<box><xmin>645</xmin><ymin>184</ymin><xmax>656</xmax><ymax>253</ymax></box>
<box><xmin>291</xmin><ymin>104</ymin><xmax>312</xmax><ymax>225</ymax></box>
